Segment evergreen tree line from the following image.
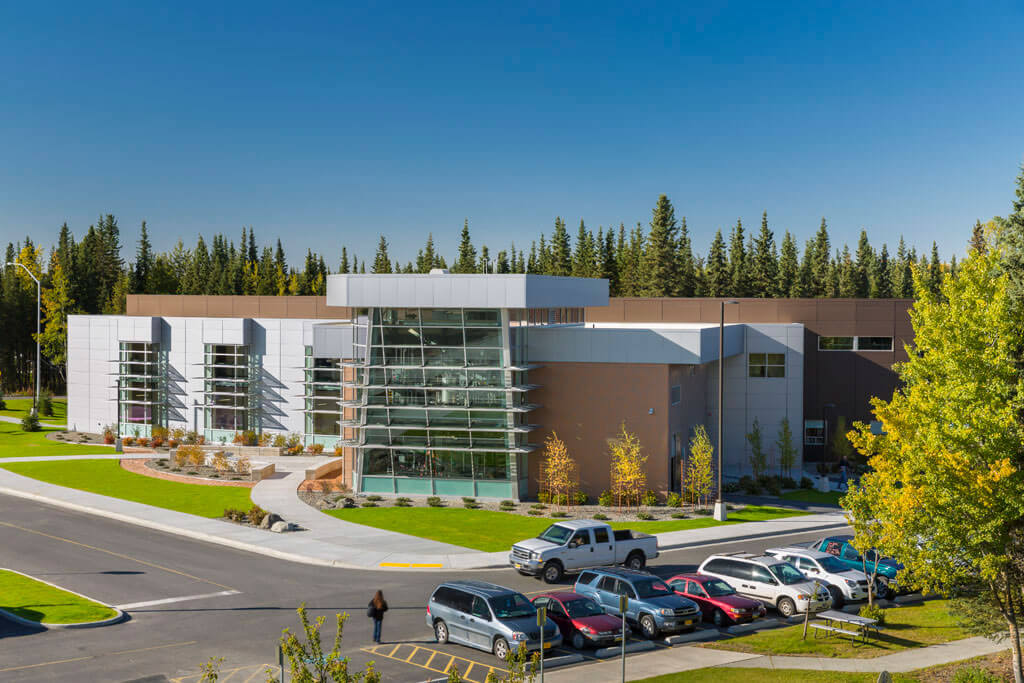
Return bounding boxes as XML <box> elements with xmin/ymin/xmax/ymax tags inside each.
<box><xmin>0</xmin><ymin>197</ymin><xmax>995</xmax><ymax>393</ymax></box>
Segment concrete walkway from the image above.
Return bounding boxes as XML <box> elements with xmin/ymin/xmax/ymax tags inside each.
<box><xmin>0</xmin><ymin>452</ymin><xmax>849</xmax><ymax>571</ymax></box>
<box><xmin>546</xmin><ymin>636</ymin><xmax>1007</xmax><ymax>681</ymax></box>
<box><xmin>0</xmin><ymin>414</ymin><xmax>66</xmax><ymax>430</ymax></box>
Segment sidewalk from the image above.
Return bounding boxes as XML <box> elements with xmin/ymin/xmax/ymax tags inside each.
<box><xmin>0</xmin><ymin>453</ymin><xmax>848</xmax><ymax>571</ymax></box>
<box><xmin>0</xmin><ymin>415</ymin><xmax>66</xmax><ymax>430</ymax></box>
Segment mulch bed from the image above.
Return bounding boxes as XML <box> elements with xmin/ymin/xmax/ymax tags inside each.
<box><xmin>120</xmin><ymin>458</ymin><xmax>255</xmax><ymax>488</ymax></box>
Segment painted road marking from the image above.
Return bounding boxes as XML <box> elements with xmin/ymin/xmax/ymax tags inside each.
<box><xmin>116</xmin><ymin>589</ymin><xmax>241</xmax><ymax>610</ymax></box>
<box><xmin>0</xmin><ymin>521</ymin><xmax>236</xmax><ymax>590</ymax></box>
<box><xmin>170</xmin><ymin>663</ymin><xmax>278</xmax><ymax>683</ymax></box>
<box><xmin>378</xmin><ymin>561</ymin><xmax>444</xmax><ymax>568</ymax></box>
<box><xmin>0</xmin><ymin>641</ymin><xmax>196</xmax><ymax>674</ymax></box>
<box><xmin>361</xmin><ymin>642</ymin><xmax>505</xmax><ymax>683</ymax></box>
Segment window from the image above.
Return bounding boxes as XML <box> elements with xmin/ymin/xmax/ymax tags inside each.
<box><xmin>579</xmin><ymin>571</ymin><xmax>598</xmax><ymax>586</ymax></box>
<box><xmin>569</xmin><ymin>531</ymin><xmax>590</xmax><ymax>548</ymax></box>
<box><xmin>670</xmin><ymin>385</ymin><xmax>681</xmax><ymax>405</ymax></box>
<box><xmin>819</xmin><ymin>336</ymin><xmax>854</xmax><ymax>350</ymax></box>
<box><xmin>593</xmin><ymin>528</ymin><xmax>609</xmax><ymax>544</ymax></box>
<box><xmin>614</xmin><ymin>580</ymin><xmax>636</xmax><ymax>599</ymax></box>
<box><xmin>749</xmin><ymin>565</ymin><xmax>774</xmax><ymax>583</ymax></box>
<box><xmin>597</xmin><ymin>576</ymin><xmax>617</xmax><ymax>592</ymax></box>
<box><xmin>471</xmin><ymin>596</ymin><xmax>492</xmax><ymax>620</ymax></box>
<box><xmin>804</xmin><ymin>420</ymin><xmax>825</xmax><ymax>446</ymax></box>
<box><xmin>687</xmin><ymin>581</ymin><xmax>707</xmax><ymax>597</ymax></box>
<box><xmin>857</xmin><ymin>336</ymin><xmax>893</xmax><ymax>351</ymax></box>
<box><xmin>749</xmin><ymin>353</ymin><xmax>785</xmax><ymax>378</ymax></box>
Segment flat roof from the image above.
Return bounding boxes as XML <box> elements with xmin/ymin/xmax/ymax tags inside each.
<box><xmin>326</xmin><ymin>273</ymin><xmax>609</xmax><ymax>309</ymax></box>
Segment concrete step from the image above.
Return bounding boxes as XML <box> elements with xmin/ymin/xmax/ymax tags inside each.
<box><xmin>594</xmin><ymin>640</ymin><xmax>657</xmax><ymax>658</ymax></box>
<box><xmin>664</xmin><ymin>628</ymin><xmax>720</xmax><ymax>644</ymax></box>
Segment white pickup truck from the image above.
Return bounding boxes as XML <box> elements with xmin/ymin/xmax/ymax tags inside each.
<box><xmin>509</xmin><ymin>519</ymin><xmax>660</xmax><ymax>583</ymax></box>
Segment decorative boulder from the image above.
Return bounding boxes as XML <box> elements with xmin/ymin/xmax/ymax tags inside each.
<box><xmin>260</xmin><ymin>512</ymin><xmax>283</xmax><ymax>530</ymax></box>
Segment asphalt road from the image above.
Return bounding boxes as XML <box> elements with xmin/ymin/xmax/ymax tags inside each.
<box><xmin>0</xmin><ymin>495</ymin><xmax>842</xmax><ymax>683</ymax></box>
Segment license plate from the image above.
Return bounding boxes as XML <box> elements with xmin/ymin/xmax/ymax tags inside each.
<box><xmin>543</xmin><ymin>641</ymin><xmax>553</xmax><ymax>649</ymax></box>
<box><xmin>514</xmin><ymin>563</ymin><xmax>522</xmax><ymax>569</ymax></box>
<box><xmin>683</xmin><ymin>620</ymin><xmax>692</xmax><ymax>626</ymax></box>
<box><xmin>614</xmin><ymin>636</ymin><xmax>622</xmax><ymax>642</ymax></box>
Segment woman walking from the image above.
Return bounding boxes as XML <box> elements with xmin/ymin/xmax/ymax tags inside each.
<box><xmin>367</xmin><ymin>590</ymin><xmax>389</xmax><ymax>643</ymax></box>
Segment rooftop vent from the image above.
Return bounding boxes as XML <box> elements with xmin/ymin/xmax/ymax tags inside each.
<box><xmin>428</xmin><ymin>268</ymin><xmax>451</xmax><ymax>275</ymax></box>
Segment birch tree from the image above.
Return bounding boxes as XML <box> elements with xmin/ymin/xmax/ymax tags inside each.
<box><xmin>540</xmin><ymin>431</ymin><xmax>578</xmax><ymax>511</ymax></box>
<box><xmin>685</xmin><ymin>425</ymin><xmax>714</xmax><ymax>508</ymax></box>
<box><xmin>609</xmin><ymin>423</ymin><xmax>646</xmax><ymax>512</ymax></box>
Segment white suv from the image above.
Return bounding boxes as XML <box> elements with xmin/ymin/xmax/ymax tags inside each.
<box><xmin>697</xmin><ymin>553</ymin><xmax>832</xmax><ymax>618</ymax></box>
<box><xmin>765</xmin><ymin>547</ymin><xmax>869</xmax><ymax>607</ymax></box>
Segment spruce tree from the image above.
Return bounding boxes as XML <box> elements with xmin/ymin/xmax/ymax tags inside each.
<box><xmin>777</xmin><ymin>231</ymin><xmax>799</xmax><ymax>297</ymax></box>
<box><xmin>495</xmin><ymin>249</ymin><xmax>510</xmax><ymax>273</ymax></box>
<box><xmin>838</xmin><ymin>245</ymin><xmax>857</xmax><ymax>297</ymax></box>
<box><xmin>600</xmin><ymin>228</ymin><xmax>619</xmax><ymax>295</ymax></box>
<box><xmin>796</xmin><ymin>240</ymin><xmax>814</xmax><ymax>298</ymax></box>
<box><xmin>642</xmin><ymin>195</ymin><xmax>678</xmax><ymax>296</ymax></box>
<box><xmin>809</xmin><ymin>218</ymin><xmax>831</xmax><ymax>297</ymax></box>
<box><xmin>750</xmin><ymin>211</ymin><xmax>778</xmax><ymax>297</ymax></box>
<box><xmin>454</xmin><ymin>220</ymin><xmax>476</xmax><ymax>273</ymax></box>
<box><xmin>550</xmin><ymin>218</ymin><xmax>572</xmax><ymax>276</ymax></box>
<box><xmin>871</xmin><ymin>244</ymin><xmax>893</xmax><ymax>298</ymax></box>
<box><xmin>419</xmin><ymin>233</ymin><xmax>438</xmax><ymax>272</ymax></box>
<box><xmin>372</xmin><ymin>235</ymin><xmax>392</xmax><ymax>274</ymax></box>
<box><xmin>247</xmin><ymin>227</ymin><xmax>257</xmax><ymax>264</ymax></box>
<box><xmin>339</xmin><ymin>247</ymin><xmax>350</xmax><ymax>274</ymax></box>
<box><xmin>928</xmin><ymin>242</ymin><xmax>943</xmax><ymax>295</ymax></box>
<box><xmin>478</xmin><ymin>245</ymin><xmax>491</xmax><ymax>273</ymax></box>
<box><xmin>274</xmin><ymin>238</ymin><xmax>287</xmax><ymax>272</ymax></box>
<box><xmin>132</xmin><ymin>221</ymin><xmax>153</xmax><ymax>294</ymax></box>
<box><xmin>527</xmin><ymin>241</ymin><xmax>538</xmax><ymax>274</ymax></box>
<box><xmin>969</xmin><ymin>219</ymin><xmax>987</xmax><ymax>254</ymax></box>
<box><xmin>727</xmin><ymin>219</ymin><xmax>749</xmax><ymax>297</ymax></box>
<box><xmin>572</xmin><ymin>220</ymin><xmax>596</xmax><ymax>278</ymax></box>
<box><xmin>705</xmin><ymin>229</ymin><xmax>728</xmax><ymax>297</ymax></box>
<box><xmin>675</xmin><ymin>217</ymin><xmax>696</xmax><ymax>297</ymax></box>
<box><xmin>853</xmin><ymin>229</ymin><xmax>873</xmax><ymax>298</ymax></box>
<box><xmin>1003</xmin><ymin>164</ymin><xmax>1024</xmax><ymax>320</ymax></box>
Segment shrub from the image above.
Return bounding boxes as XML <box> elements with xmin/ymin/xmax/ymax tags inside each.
<box><xmin>462</xmin><ymin>497</ymin><xmax>476</xmax><ymax>504</ymax></box>
<box><xmin>530</xmin><ymin>503</ymin><xmax>547</xmax><ymax>510</ymax></box>
<box><xmin>167</xmin><ymin>439</ymin><xmax>180</xmax><ymax>449</ymax></box>
<box><xmin>248</xmin><ymin>505</ymin><xmax>268</xmax><ymax>526</ymax></box>
<box><xmin>636</xmin><ymin>511</ymin><xmax>654</xmax><ymax>520</ymax></box>
<box><xmin>666</xmin><ymin>492</ymin><xmax>682</xmax><ymax>508</ymax></box>
<box><xmin>722</xmin><ymin>481</ymin><xmax>741</xmax><ymax>494</ymax></box>
<box><xmin>670</xmin><ymin>512</ymin><xmax>688</xmax><ymax>519</ymax></box>
<box><xmin>951</xmin><ymin>667</ymin><xmax>1001</xmax><ymax>683</ymax></box>
<box><xmin>170</xmin><ymin>427</ymin><xmax>186</xmax><ymax>442</ymax></box>
<box><xmin>308</xmin><ymin>443</ymin><xmax>324</xmax><ymax>455</ymax></box>
<box><xmin>426</xmin><ymin>496</ymin><xmax>444</xmax><ymax>507</ymax></box>
<box><xmin>316</xmin><ymin>479</ymin><xmax>334</xmax><ymax>495</ymax></box>
<box><xmin>394</xmin><ymin>497</ymin><xmax>412</xmax><ymax>507</ymax></box>
<box><xmin>527</xmin><ymin>509</ymin><xmax>542</xmax><ymax>516</ymax></box>
<box><xmin>463</xmin><ymin>500</ymin><xmax>481</xmax><ymax>510</ymax></box>
<box><xmin>150</xmin><ymin>437</ymin><xmax>164</xmax><ymax>448</ymax></box>
<box><xmin>781</xmin><ymin>476</ymin><xmax>797</xmax><ymax>489</ymax></box>
<box><xmin>123</xmin><ymin>436</ymin><xmax>136</xmax><ymax>446</ymax></box>
<box><xmin>858</xmin><ymin>603</ymin><xmax>886</xmax><ymax>625</ymax></box>
<box><xmin>598</xmin><ymin>490</ymin><xmax>613</xmax><ymax>507</ymax></box>
<box><xmin>360</xmin><ymin>501</ymin><xmax>378</xmax><ymax>508</ymax></box>
<box><xmin>500</xmin><ymin>499</ymin><xmax>516</xmax><ymax>507</ymax></box>
<box><xmin>592</xmin><ymin>513</ymin><xmax>610</xmax><ymax>520</ymax></box>
<box><xmin>21</xmin><ymin>413</ymin><xmax>41</xmax><ymax>432</ymax></box>
<box><xmin>38</xmin><ymin>392</ymin><xmax>53</xmax><ymax>417</ymax></box>
<box><xmin>641</xmin><ymin>490</ymin><xmax>659</xmax><ymax>507</ymax></box>
<box><xmin>210</xmin><ymin>473</ymin><xmax>220</xmax><ymax>478</ymax></box>
<box><xmin>284</xmin><ymin>432</ymin><xmax>303</xmax><ymax>455</ymax></box>
<box><xmin>233</xmin><ymin>430</ymin><xmax>259</xmax><ymax>447</ymax></box>
<box><xmin>0</xmin><ymin>396</ymin><xmax>5</xmax><ymax>409</ymax></box>
<box><xmin>212</xmin><ymin>451</ymin><xmax>230</xmax><ymax>472</ymax></box>
<box><xmin>550</xmin><ymin>511</ymin><xmax>569</xmax><ymax>518</ymax></box>
<box><xmin>102</xmin><ymin>424</ymin><xmax>116</xmax><ymax>444</ymax></box>
<box><xmin>764</xmin><ymin>480</ymin><xmax>782</xmax><ymax>496</ymax></box>
<box><xmin>537</xmin><ymin>491</ymin><xmax>551</xmax><ymax>504</ymax></box>
<box><xmin>366</xmin><ymin>495</ymin><xmax>383</xmax><ymax>502</ymax></box>
<box><xmin>574</xmin><ymin>491</ymin><xmax>588</xmax><ymax>505</ymax></box>
<box><xmin>176</xmin><ymin>444</ymin><xmax>202</xmax><ymax>469</ymax></box>
<box><xmin>272</xmin><ymin>434</ymin><xmax>288</xmax><ymax>448</ymax></box>
<box><xmin>137</xmin><ymin>437</ymin><xmax>150</xmax><ymax>447</ymax></box>
<box><xmin>170</xmin><ymin>467</ymin><xmax>181</xmax><ymax>472</ymax></box>
<box><xmin>800</xmin><ymin>476</ymin><xmax>814</xmax><ymax>490</ymax></box>
<box><xmin>187</xmin><ymin>470</ymin><xmax>198</xmax><ymax>475</ymax></box>
<box><xmin>695</xmin><ymin>507</ymin><xmax>711</xmax><ymax>515</ymax></box>
<box><xmin>235</xmin><ymin>455</ymin><xmax>251</xmax><ymax>475</ymax></box>
<box><xmin>334</xmin><ymin>444</ymin><xmax>344</xmax><ymax>457</ymax></box>
<box><xmin>740</xmin><ymin>476</ymin><xmax>761</xmax><ymax>495</ymax></box>
<box><xmin>189</xmin><ymin>448</ymin><xmax>206</xmax><ymax>468</ymax></box>
<box><xmin>223</xmin><ymin>508</ymin><xmax>245</xmax><ymax>522</ymax></box>
<box><xmin>152</xmin><ymin>427</ymin><xmax>169</xmax><ymax>442</ymax></box>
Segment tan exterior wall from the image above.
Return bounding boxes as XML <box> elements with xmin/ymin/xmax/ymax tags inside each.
<box><xmin>528</xmin><ymin>363</ymin><xmax>670</xmax><ymax>498</ymax></box>
<box><xmin>126</xmin><ymin>294</ymin><xmax>352</xmax><ymax>319</ymax></box>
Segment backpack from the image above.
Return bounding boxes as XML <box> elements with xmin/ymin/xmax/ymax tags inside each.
<box><xmin>366</xmin><ymin>603</ymin><xmax>375</xmax><ymax>618</ymax></box>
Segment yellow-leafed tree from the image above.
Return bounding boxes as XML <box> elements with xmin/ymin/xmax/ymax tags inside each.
<box><xmin>609</xmin><ymin>423</ymin><xmax>646</xmax><ymax>512</ymax></box>
<box><xmin>685</xmin><ymin>425</ymin><xmax>715</xmax><ymax>508</ymax></box>
<box><xmin>540</xmin><ymin>432</ymin><xmax>578</xmax><ymax>511</ymax></box>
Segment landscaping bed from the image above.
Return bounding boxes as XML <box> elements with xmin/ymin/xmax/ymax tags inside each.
<box><xmin>322</xmin><ymin>503</ymin><xmax>809</xmax><ymax>552</ymax></box>
<box><xmin>704</xmin><ymin>599</ymin><xmax>967</xmax><ymax>659</ymax></box>
<box><xmin>0</xmin><ymin>458</ymin><xmax>254</xmax><ymax>517</ymax></box>
<box><xmin>0</xmin><ymin>568</ymin><xmax>119</xmax><ymax>625</ymax></box>
<box><xmin>123</xmin><ymin>458</ymin><xmax>256</xmax><ymax>487</ymax></box>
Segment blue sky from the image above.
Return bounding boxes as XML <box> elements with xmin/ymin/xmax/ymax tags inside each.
<box><xmin>2</xmin><ymin>1</ymin><xmax>1022</xmax><ymax>266</ymax></box>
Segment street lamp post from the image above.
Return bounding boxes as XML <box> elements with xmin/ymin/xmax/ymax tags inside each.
<box><xmin>714</xmin><ymin>300</ymin><xmax>739</xmax><ymax>522</ymax></box>
<box><xmin>5</xmin><ymin>261</ymin><xmax>41</xmax><ymax>416</ymax></box>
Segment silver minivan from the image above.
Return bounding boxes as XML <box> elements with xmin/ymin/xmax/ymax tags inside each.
<box><xmin>426</xmin><ymin>580</ymin><xmax>562</xmax><ymax>661</ymax></box>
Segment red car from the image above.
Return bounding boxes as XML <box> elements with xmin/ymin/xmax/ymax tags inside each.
<box><xmin>531</xmin><ymin>592</ymin><xmax>628</xmax><ymax>650</ymax></box>
<box><xmin>667</xmin><ymin>573</ymin><xmax>766</xmax><ymax>628</ymax></box>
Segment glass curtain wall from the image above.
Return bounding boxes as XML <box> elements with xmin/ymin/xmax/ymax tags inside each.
<box><xmin>203</xmin><ymin>344</ymin><xmax>258</xmax><ymax>442</ymax></box>
<box><xmin>117</xmin><ymin>342</ymin><xmax>165</xmax><ymax>437</ymax></box>
<box><xmin>346</xmin><ymin>307</ymin><xmax>537</xmax><ymax>498</ymax></box>
<box><xmin>303</xmin><ymin>346</ymin><xmax>342</xmax><ymax>447</ymax></box>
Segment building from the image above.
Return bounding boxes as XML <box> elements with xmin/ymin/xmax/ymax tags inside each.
<box><xmin>66</xmin><ymin>273</ymin><xmax>911</xmax><ymax>500</ymax></box>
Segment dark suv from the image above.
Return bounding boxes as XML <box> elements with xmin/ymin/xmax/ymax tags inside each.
<box><xmin>573</xmin><ymin>567</ymin><xmax>701</xmax><ymax>639</ymax></box>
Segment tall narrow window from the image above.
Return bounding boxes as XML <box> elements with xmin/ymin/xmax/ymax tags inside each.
<box><xmin>117</xmin><ymin>342</ymin><xmax>164</xmax><ymax>437</ymax></box>
<box><xmin>203</xmin><ymin>344</ymin><xmax>257</xmax><ymax>439</ymax></box>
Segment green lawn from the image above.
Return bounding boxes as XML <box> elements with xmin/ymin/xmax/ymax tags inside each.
<box><xmin>781</xmin><ymin>489</ymin><xmax>844</xmax><ymax>507</ymax></box>
<box><xmin>706</xmin><ymin>600</ymin><xmax>966</xmax><ymax>659</ymax></box>
<box><xmin>0</xmin><ymin>397</ymin><xmax>67</xmax><ymax>425</ymax></box>
<box><xmin>0</xmin><ymin>420</ymin><xmax>111</xmax><ymax>458</ymax></box>
<box><xmin>0</xmin><ymin>459</ymin><xmax>253</xmax><ymax>517</ymax></box>
<box><xmin>324</xmin><ymin>505</ymin><xmax>809</xmax><ymax>552</ymax></box>
<box><xmin>631</xmin><ymin>669</ymin><xmax>913</xmax><ymax>683</ymax></box>
<box><xmin>0</xmin><ymin>569</ymin><xmax>118</xmax><ymax>624</ymax></box>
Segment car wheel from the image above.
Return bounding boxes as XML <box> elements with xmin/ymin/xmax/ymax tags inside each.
<box><xmin>777</xmin><ymin>597</ymin><xmax>796</xmax><ymax>618</ymax></box>
<box><xmin>874</xmin><ymin>578</ymin><xmax>891</xmax><ymax>600</ymax></box>
<box><xmin>639</xmin><ymin>614</ymin><xmax>659</xmax><ymax>639</ymax></box>
<box><xmin>572</xmin><ymin>631</ymin><xmax>586</xmax><ymax>650</ymax></box>
<box><xmin>713</xmin><ymin>609</ymin><xmax>727</xmax><ymax>628</ymax></box>
<box><xmin>434</xmin><ymin>620</ymin><xmax>449</xmax><ymax>644</ymax></box>
<box><xmin>626</xmin><ymin>552</ymin><xmax>646</xmax><ymax>571</ymax></box>
<box><xmin>493</xmin><ymin>637</ymin><xmax>510</xmax><ymax>661</ymax></box>
<box><xmin>542</xmin><ymin>561</ymin><xmax>563</xmax><ymax>584</ymax></box>
<box><xmin>827</xmin><ymin>585</ymin><xmax>845</xmax><ymax>608</ymax></box>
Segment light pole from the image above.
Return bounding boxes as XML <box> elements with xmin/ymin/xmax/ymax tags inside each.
<box><xmin>5</xmin><ymin>261</ymin><xmax>41</xmax><ymax>416</ymax></box>
<box><xmin>714</xmin><ymin>300</ymin><xmax>739</xmax><ymax>522</ymax></box>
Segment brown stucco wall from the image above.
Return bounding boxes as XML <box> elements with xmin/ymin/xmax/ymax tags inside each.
<box><xmin>528</xmin><ymin>363</ymin><xmax>671</xmax><ymax>498</ymax></box>
<box><xmin>126</xmin><ymin>295</ymin><xmax>351</xmax><ymax>319</ymax></box>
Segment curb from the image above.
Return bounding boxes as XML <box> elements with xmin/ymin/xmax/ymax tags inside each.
<box><xmin>656</xmin><ymin>520</ymin><xmax>850</xmax><ymax>552</ymax></box>
<box><xmin>0</xmin><ymin>567</ymin><xmax>126</xmax><ymax>629</ymax></box>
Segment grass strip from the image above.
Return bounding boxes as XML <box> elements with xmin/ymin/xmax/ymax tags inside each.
<box><xmin>0</xmin><ymin>459</ymin><xmax>253</xmax><ymax>518</ymax></box>
<box><xmin>0</xmin><ymin>398</ymin><xmax>67</xmax><ymax>425</ymax></box>
<box><xmin>630</xmin><ymin>668</ymin><xmax>914</xmax><ymax>682</ymax></box>
<box><xmin>324</xmin><ymin>505</ymin><xmax>809</xmax><ymax>552</ymax></box>
<box><xmin>780</xmin><ymin>489</ymin><xmax>844</xmax><ymax>506</ymax></box>
<box><xmin>0</xmin><ymin>568</ymin><xmax>118</xmax><ymax>624</ymax></box>
<box><xmin>0</xmin><ymin>420</ymin><xmax>109</xmax><ymax>458</ymax></box>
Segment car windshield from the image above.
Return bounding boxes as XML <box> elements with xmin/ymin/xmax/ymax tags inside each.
<box><xmin>564</xmin><ymin>598</ymin><xmax>605</xmax><ymax>618</ymax></box>
<box><xmin>488</xmin><ymin>593</ymin><xmax>536</xmax><ymax>620</ymax></box>
<box><xmin>771</xmin><ymin>563</ymin><xmax>807</xmax><ymax>585</ymax></box>
<box><xmin>703</xmin><ymin>579</ymin><xmax>736</xmax><ymax>597</ymax></box>
<box><xmin>537</xmin><ymin>525</ymin><xmax>573</xmax><ymax>544</ymax></box>
<box><xmin>633</xmin><ymin>579</ymin><xmax>672</xmax><ymax>599</ymax></box>
<box><xmin>819</xmin><ymin>556</ymin><xmax>849</xmax><ymax>573</ymax></box>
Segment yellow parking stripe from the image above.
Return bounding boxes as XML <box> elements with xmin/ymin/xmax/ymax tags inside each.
<box><xmin>412</xmin><ymin>563</ymin><xmax>443</xmax><ymax>568</ymax></box>
<box><xmin>424</xmin><ymin>649</ymin><xmax>438</xmax><ymax>668</ymax></box>
<box><xmin>404</xmin><ymin>645</ymin><xmax>421</xmax><ymax>662</ymax></box>
<box><xmin>359</xmin><ymin>643</ymin><xmax>505</xmax><ymax>683</ymax></box>
<box><xmin>388</xmin><ymin>643</ymin><xmax>402</xmax><ymax>657</ymax></box>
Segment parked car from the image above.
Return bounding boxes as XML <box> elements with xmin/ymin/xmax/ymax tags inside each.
<box><xmin>509</xmin><ymin>520</ymin><xmax>659</xmax><ymax>583</ymax></box>
<box><xmin>425</xmin><ymin>580</ymin><xmax>562</xmax><ymax>661</ymax></box>
<box><xmin>666</xmin><ymin>573</ymin><xmax>767</xmax><ymax>627</ymax></box>
<box><xmin>697</xmin><ymin>553</ymin><xmax>832</xmax><ymax>617</ymax></box>
<box><xmin>573</xmin><ymin>567</ymin><xmax>701</xmax><ymax>639</ymax></box>
<box><xmin>764</xmin><ymin>546</ymin><xmax>870</xmax><ymax>607</ymax></box>
<box><xmin>531</xmin><ymin>591</ymin><xmax>628</xmax><ymax>649</ymax></box>
<box><xmin>807</xmin><ymin>535</ymin><xmax>903</xmax><ymax>599</ymax></box>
